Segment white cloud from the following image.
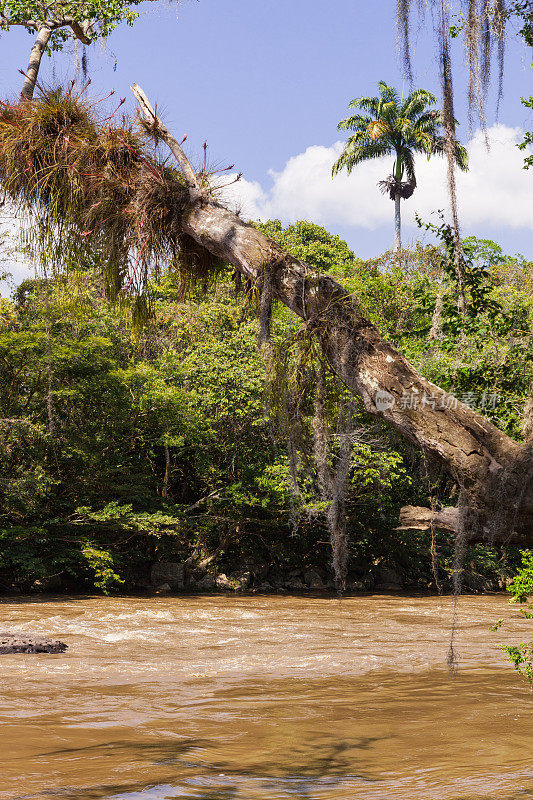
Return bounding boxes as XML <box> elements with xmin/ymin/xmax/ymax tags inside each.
<box><xmin>221</xmin><ymin>124</ymin><xmax>533</xmax><ymax>233</ymax></box>
<box><xmin>3</xmin><ymin>125</ymin><xmax>531</xmax><ymax>293</ymax></box>
<box><xmin>0</xmin><ymin>209</ymin><xmax>33</xmax><ymax>297</ymax></box>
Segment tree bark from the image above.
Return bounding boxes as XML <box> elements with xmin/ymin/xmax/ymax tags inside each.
<box><xmin>21</xmin><ymin>25</ymin><xmax>53</xmax><ymax>101</ymax></box>
<box><xmin>162</xmin><ymin>443</ymin><xmax>171</xmax><ymax>498</ymax></box>
<box><xmin>394</xmin><ymin>192</ymin><xmax>402</xmax><ymax>252</ymax></box>
<box><xmin>428</xmin><ymin>281</ymin><xmax>444</xmax><ymax>340</ymax></box>
<box><xmin>128</xmin><ymin>86</ymin><xmax>533</xmax><ymax>545</ymax></box>
<box><xmin>397</xmin><ymin>505</ymin><xmax>532</xmax><ymax>546</ymax></box>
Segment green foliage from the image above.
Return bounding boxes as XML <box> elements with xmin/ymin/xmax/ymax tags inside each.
<box><xmin>518</xmin><ymin>96</ymin><xmax>533</xmax><ymax>170</ymax></box>
<box><xmin>0</xmin><ymin>219</ymin><xmax>530</xmax><ymax>595</ymax></box>
<box><xmin>503</xmin><ymin>641</ymin><xmax>533</xmax><ymax>685</ymax></box>
<box><xmin>255</xmin><ymin>220</ymin><xmax>358</xmax><ymax>275</ymax></box>
<box><xmin>415</xmin><ymin>214</ymin><xmax>520</xmax><ymax>336</ymax></box>
<box><xmin>508</xmin><ymin>551</ymin><xmax>533</xmax><ymax>605</ymax></box>
<box><xmin>491</xmin><ymin>552</ymin><xmax>533</xmax><ymax>685</ymax></box>
<box><xmin>0</xmin><ymin>0</ymin><xmax>151</xmax><ymax>50</ymax></box>
<box><xmin>81</xmin><ymin>545</ymin><xmax>124</xmax><ymax>594</ymax></box>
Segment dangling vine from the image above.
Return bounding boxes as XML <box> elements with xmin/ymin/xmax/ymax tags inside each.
<box><xmin>397</xmin><ymin>0</ymin><xmax>510</xmax><ymax>315</ymax></box>
<box><xmin>258</xmin><ymin>265</ymin><xmax>275</xmax><ymax>347</ymax></box>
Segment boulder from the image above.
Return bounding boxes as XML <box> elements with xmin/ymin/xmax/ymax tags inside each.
<box><xmin>31</xmin><ymin>574</ymin><xmax>63</xmax><ymax>593</ymax></box>
<box><xmin>304</xmin><ymin>568</ymin><xmax>325</xmax><ymax>589</ymax></box>
<box><xmin>215</xmin><ymin>573</ymin><xmax>232</xmax><ymax>590</ymax></box>
<box><xmin>374</xmin><ymin>565</ymin><xmax>404</xmax><ymax>590</ymax></box>
<box><xmin>215</xmin><ymin>570</ymin><xmax>252</xmax><ymax>591</ymax></box>
<box><xmin>193</xmin><ymin>573</ymin><xmax>216</xmax><ymax>591</ymax></box>
<box><xmin>267</xmin><ymin>569</ymin><xmax>285</xmax><ymax>589</ymax></box>
<box><xmin>231</xmin><ymin>570</ymin><xmax>252</xmax><ymax>590</ymax></box>
<box><xmin>0</xmin><ymin>633</ymin><xmax>67</xmax><ymax>654</ymax></box>
<box><xmin>155</xmin><ymin>583</ymin><xmax>171</xmax><ymax>595</ymax></box>
<box><xmin>243</xmin><ymin>560</ymin><xmax>269</xmax><ymax>580</ymax></box>
<box><xmin>150</xmin><ymin>562</ymin><xmax>185</xmax><ymax>590</ymax></box>
<box><xmin>285</xmin><ymin>577</ymin><xmax>306</xmax><ymax>590</ymax></box>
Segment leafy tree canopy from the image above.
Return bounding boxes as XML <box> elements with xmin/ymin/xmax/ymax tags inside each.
<box><xmin>0</xmin><ymin>0</ymin><xmax>154</xmax><ymax>50</ymax></box>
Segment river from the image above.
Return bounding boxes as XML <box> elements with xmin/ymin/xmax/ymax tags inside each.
<box><xmin>0</xmin><ymin>594</ymin><xmax>531</xmax><ymax>800</ymax></box>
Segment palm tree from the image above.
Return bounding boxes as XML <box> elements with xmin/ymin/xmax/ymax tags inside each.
<box><xmin>332</xmin><ymin>81</ymin><xmax>468</xmax><ymax>252</ymax></box>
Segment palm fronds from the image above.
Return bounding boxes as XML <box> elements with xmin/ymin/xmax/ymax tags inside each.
<box><xmin>333</xmin><ymin>80</ymin><xmax>468</xmax><ymax>189</ymax></box>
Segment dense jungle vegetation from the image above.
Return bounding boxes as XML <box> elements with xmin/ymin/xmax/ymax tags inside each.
<box><xmin>1</xmin><ymin>220</ymin><xmax>531</xmax><ymax>596</ymax></box>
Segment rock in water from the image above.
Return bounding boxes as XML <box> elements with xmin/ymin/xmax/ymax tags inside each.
<box><xmin>0</xmin><ymin>633</ymin><xmax>68</xmax><ymax>654</ymax></box>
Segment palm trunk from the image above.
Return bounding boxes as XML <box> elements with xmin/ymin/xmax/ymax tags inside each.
<box><xmin>21</xmin><ymin>26</ymin><xmax>52</xmax><ymax>101</ymax></box>
<box><xmin>394</xmin><ymin>192</ymin><xmax>402</xmax><ymax>252</ymax></box>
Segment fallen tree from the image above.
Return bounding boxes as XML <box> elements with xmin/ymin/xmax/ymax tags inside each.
<box><xmin>0</xmin><ymin>84</ymin><xmax>531</xmax><ymax>544</ymax></box>
<box><xmin>131</xmin><ymin>87</ymin><xmax>533</xmax><ymax>545</ymax></box>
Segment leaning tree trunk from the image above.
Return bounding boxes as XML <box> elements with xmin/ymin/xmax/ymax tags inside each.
<box><xmin>394</xmin><ymin>192</ymin><xmax>402</xmax><ymax>252</ymax></box>
<box><xmin>21</xmin><ymin>26</ymin><xmax>53</xmax><ymax>101</ymax></box>
<box><xmin>131</xmin><ymin>85</ymin><xmax>533</xmax><ymax>545</ymax></box>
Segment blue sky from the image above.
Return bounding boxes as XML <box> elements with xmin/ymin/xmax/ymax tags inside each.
<box><xmin>0</xmin><ymin>0</ymin><xmax>532</xmax><ymax>289</ymax></box>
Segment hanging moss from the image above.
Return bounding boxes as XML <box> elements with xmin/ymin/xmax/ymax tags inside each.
<box><xmin>522</xmin><ymin>398</ymin><xmax>533</xmax><ymax>442</ymax></box>
<box><xmin>327</xmin><ymin>417</ymin><xmax>353</xmax><ymax>595</ymax></box>
<box><xmin>397</xmin><ymin>1</ymin><xmax>509</xmax><ymax>315</ymax></box>
<box><xmin>258</xmin><ymin>266</ymin><xmax>274</xmax><ymax>346</ymax></box>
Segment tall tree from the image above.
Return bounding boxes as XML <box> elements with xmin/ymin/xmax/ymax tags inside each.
<box><xmin>332</xmin><ymin>81</ymin><xmax>468</xmax><ymax>252</ymax></box>
<box><xmin>0</xmin><ymin>0</ymin><xmax>158</xmax><ymax>99</ymax></box>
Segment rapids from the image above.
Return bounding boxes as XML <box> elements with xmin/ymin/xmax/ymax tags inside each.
<box><xmin>0</xmin><ymin>593</ymin><xmax>531</xmax><ymax>799</ymax></box>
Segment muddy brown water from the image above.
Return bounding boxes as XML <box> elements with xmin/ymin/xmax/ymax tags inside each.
<box><xmin>0</xmin><ymin>594</ymin><xmax>531</xmax><ymax>800</ymax></box>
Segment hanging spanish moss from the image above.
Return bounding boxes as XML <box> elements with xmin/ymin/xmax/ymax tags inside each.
<box><xmin>397</xmin><ymin>0</ymin><xmax>415</xmax><ymax>81</ymax></box>
<box><xmin>263</xmin><ymin>325</ymin><xmax>355</xmax><ymax>588</ymax></box>
<box><xmin>312</xmin><ymin>369</ymin><xmax>353</xmax><ymax>594</ymax></box>
<box><xmin>41</xmin><ymin>278</ymin><xmax>56</xmax><ymax>441</ymax></box>
<box><xmin>398</xmin><ymin>1</ymin><xmax>507</xmax><ymax>125</ymax></box>
<box><xmin>397</xmin><ymin>1</ymin><xmax>510</xmax><ymax>314</ymax></box>
<box><xmin>258</xmin><ymin>266</ymin><xmax>275</xmax><ymax>346</ymax></box>
<box><xmin>429</xmin><ymin>502</ymin><xmax>443</xmax><ymax>594</ymax></box>
<box><xmin>422</xmin><ymin>455</ymin><xmax>443</xmax><ymax>593</ymax></box>
<box><xmin>522</xmin><ymin>397</ymin><xmax>533</xmax><ymax>442</ymax></box>
<box><xmin>327</xmin><ymin>414</ymin><xmax>353</xmax><ymax>595</ymax></box>
<box><xmin>262</xmin><ymin>335</ymin><xmax>309</xmax><ymax>496</ymax></box>
<box><xmin>446</xmin><ymin>489</ymin><xmax>470</xmax><ymax>675</ymax></box>
<box><xmin>438</xmin><ymin>0</ymin><xmax>468</xmax><ymax>314</ymax></box>
<box><xmin>312</xmin><ymin>365</ymin><xmax>334</xmax><ymax>500</ymax></box>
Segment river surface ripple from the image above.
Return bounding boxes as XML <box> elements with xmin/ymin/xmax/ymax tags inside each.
<box><xmin>0</xmin><ymin>594</ymin><xmax>531</xmax><ymax>800</ymax></box>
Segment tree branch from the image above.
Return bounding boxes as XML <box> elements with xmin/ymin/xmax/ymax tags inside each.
<box><xmin>131</xmin><ymin>83</ymin><xmax>202</xmax><ymax>198</ymax></box>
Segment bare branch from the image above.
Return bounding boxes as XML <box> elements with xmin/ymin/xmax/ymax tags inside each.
<box><xmin>130</xmin><ymin>83</ymin><xmax>202</xmax><ymax>197</ymax></box>
<box><xmin>64</xmin><ymin>17</ymin><xmax>94</xmax><ymax>44</ymax></box>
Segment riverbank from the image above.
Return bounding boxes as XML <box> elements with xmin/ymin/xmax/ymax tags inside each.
<box><xmin>0</xmin><ymin>559</ymin><xmax>513</xmax><ymax>598</ymax></box>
